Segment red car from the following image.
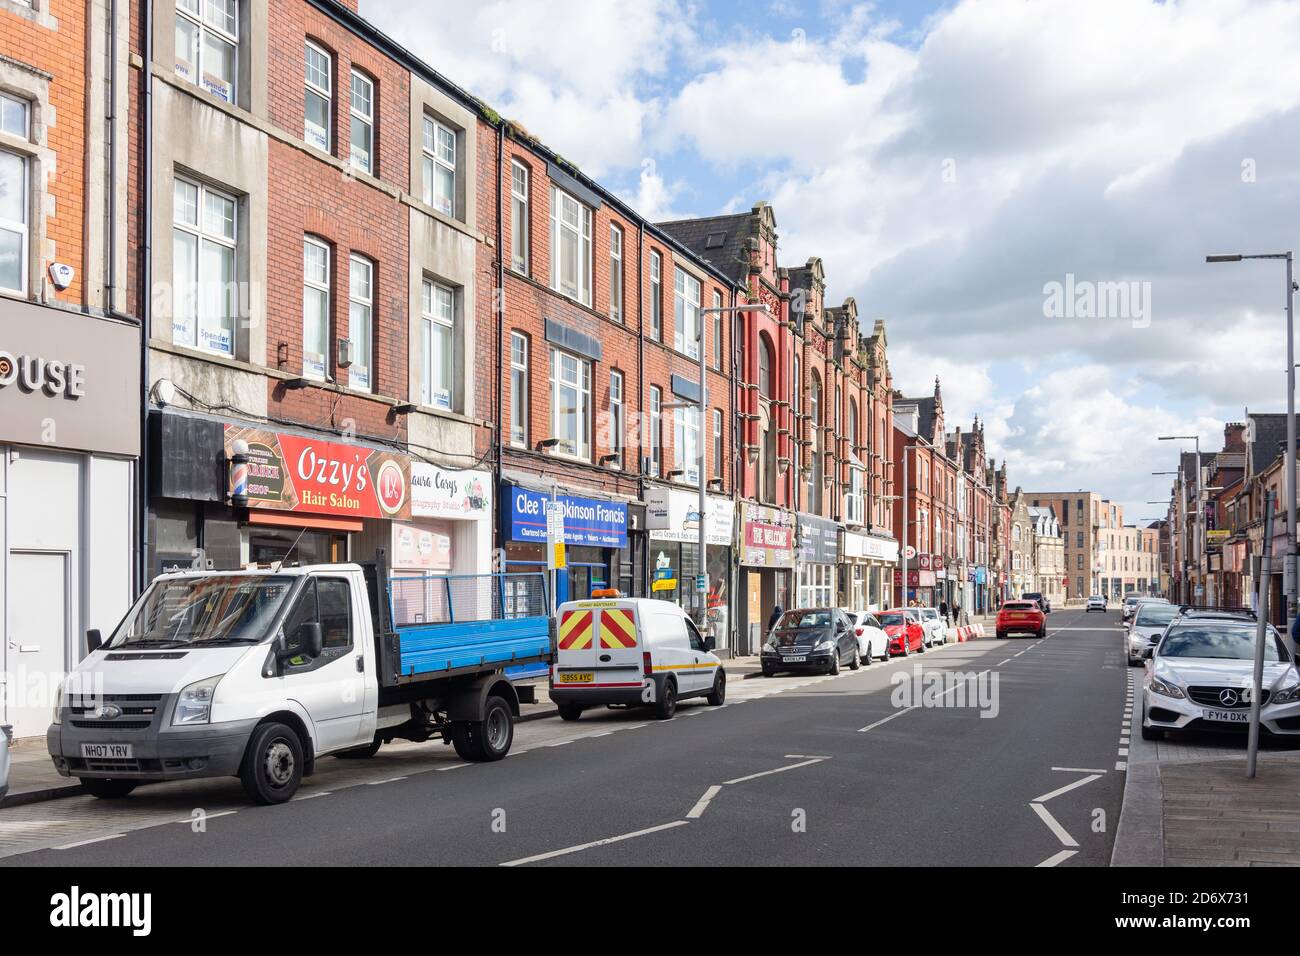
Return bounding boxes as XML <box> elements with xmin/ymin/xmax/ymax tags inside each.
<box><xmin>996</xmin><ymin>600</ymin><xmax>1046</xmax><ymax>639</ymax></box>
<box><xmin>879</xmin><ymin>608</ymin><xmax>925</xmax><ymax>656</ymax></box>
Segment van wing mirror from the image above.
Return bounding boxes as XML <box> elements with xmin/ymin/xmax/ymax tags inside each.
<box><xmin>278</xmin><ymin>622</ymin><xmax>324</xmax><ymax>660</ymax></box>
<box><xmin>85</xmin><ymin>628</ymin><xmax>102</xmax><ymax>654</ymax></box>
<box><xmin>703</xmin><ymin>634</ymin><xmax>716</xmax><ymax>652</ymax></box>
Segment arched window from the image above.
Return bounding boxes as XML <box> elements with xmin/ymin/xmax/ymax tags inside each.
<box><xmin>848</xmin><ymin>396</ymin><xmax>858</xmax><ymax>453</ymax></box>
<box><xmin>758</xmin><ymin>335</ymin><xmax>774</xmax><ymax>398</ymax></box>
<box><xmin>809</xmin><ymin>371</ymin><xmax>822</xmax><ymax>512</ymax></box>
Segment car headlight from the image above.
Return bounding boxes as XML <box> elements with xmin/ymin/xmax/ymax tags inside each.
<box><xmin>1149</xmin><ymin>675</ymin><xmax>1185</xmax><ymax>700</ymax></box>
<box><xmin>1272</xmin><ymin>681</ymin><xmax>1300</xmax><ymax>704</ymax></box>
<box><xmin>52</xmin><ymin>677</ymin><xmax>66</xmax><ymax>725</ymax></box>
<box><xmin>172</xmin><ymin>675</ymin><xmax>222</xmax><ymax>726</ymax></box>
<box><xmin>814</xmin><ymin>639</ymin><xmax>835</xmax><ymax>651</ymax></box>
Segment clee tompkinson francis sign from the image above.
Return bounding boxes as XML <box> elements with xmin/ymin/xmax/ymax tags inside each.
<box><xmin>224</xmin><ymin>424</ymin><xmax>412</xmax><ymax>521</ymax></box>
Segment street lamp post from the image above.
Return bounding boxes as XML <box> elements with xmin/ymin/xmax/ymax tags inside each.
<box><xmin>1207</xmin><ymin>252</ymin><xmax>1297</xmax><ymax>635</ymax></box>
<box><xmin>1148</xmin><ymin>495</ymin><xmax>1176</xmax><ymax>601</ymax></box>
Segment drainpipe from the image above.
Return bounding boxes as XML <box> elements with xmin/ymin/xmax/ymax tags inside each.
<box><xmin>636</xmin><ymin>222</ymin><xmax>645</xmax><ymax>596</ymax></box>
<box><xmin>136</xmin><ymin>0</ymin><xmax>154</xmax><ymax>595</ymax></box>
<box><xmin>493</xmin><ymin>121</ymin><xmax>504</xmax><ymax>569</ymax></box>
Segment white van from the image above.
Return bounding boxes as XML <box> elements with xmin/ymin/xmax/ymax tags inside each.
<box><xmin>549</xmin><ymin>597</ymin><xmax>725</xmax><ymax>720</ymax></box>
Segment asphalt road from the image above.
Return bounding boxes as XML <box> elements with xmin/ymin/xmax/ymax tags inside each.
<box><xmin>3</xmin><ymin>608</ymin><xmax>1129</xmax><ymax>867</ymax></box>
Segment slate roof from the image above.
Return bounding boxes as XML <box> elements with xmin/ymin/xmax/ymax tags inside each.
<box><xmin>1248</xmin><ymin>413</ymin><xmax>1298</xmax><ymax>475</ymax></box>
<box><xmin>657</xmin><ymin>213</ymin><xmax>752</xmax><ymax>284</ymax></box>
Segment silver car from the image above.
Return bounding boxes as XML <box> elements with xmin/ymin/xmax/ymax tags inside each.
<box><xmin>0</xmin><ymin>723</ymin><xmax>12</xmax><ymax>801</ymax></box>
<box><xmin>1086</xmin><ymin>594</ymin><xmax>1107</xmax><ymax>612</ymax></box>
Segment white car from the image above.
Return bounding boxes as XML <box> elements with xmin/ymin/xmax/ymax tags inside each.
<box><xmin>1086</xmin><ymin>595</ymin><xmax>1107</xmax><ymax>612</ymax></box>
<box><xmin>1126</xmin><ymin>601</ymin><xmax>1180</xmax><ymax>666</ymax></box>
<box><xmin>1141</xmin><ymin>616</ymin><xmax>1300</xmax><ymax>740</ymax></box>
<box><xmin>916</xmin><ymin>607</ymin><xmax>945</xmax><ymax>647</ymax></box>
<box><xmin>844</xmin><ymin>610</ymin><xmax>890</xmax><ymax>663</ymax></box>
<box><xmin>1123</xmin><ymin>595</ymin><xmax>1168</xmax><ymax>624</ymax></box>
<box><xmin>0</xmin><ymin>723</ymin><xmax>10</xmax><ymax>801</ymax></box>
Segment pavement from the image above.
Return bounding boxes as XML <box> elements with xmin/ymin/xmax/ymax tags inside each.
<box><xmin>1111</xmin><ymin>641</ymin><xmax>1300</xmax><ymax>867</ymax></box>
<box><xmin>0</xmin><ymin>607</ymin><xmax>1129</xmax><ymax>866</ymax></box>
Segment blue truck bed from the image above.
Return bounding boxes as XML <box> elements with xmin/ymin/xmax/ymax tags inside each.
<box><xmin>397</xmin><ymin>616</ymin><xmax>552</xmax><ymax>678</ymax></box>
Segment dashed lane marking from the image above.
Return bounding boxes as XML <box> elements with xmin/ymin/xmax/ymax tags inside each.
<box><xmin>54</xmin><ymin>833</ymin><xmax>125</xmax><ymax>850</ymax></box>
<box><xmin>500</xmin><ymin>820</ymin><xmax>690</xmax><ymax>867</ymax></box>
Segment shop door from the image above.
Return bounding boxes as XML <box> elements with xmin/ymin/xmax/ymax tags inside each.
<box><xmin>6</xmin><ymin>551</ymin><xmax>68</xmax><ymax>737</ymax></box>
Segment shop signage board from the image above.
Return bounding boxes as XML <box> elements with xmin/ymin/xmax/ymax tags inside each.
<box><xmin>411</xmin><ymin>465</ymin><xmax>492</xmax><ymax>520</ymax></box>
<box><xmin>390</xmin><ymin>521</ymin><xmax>452</xmax><ymax>571</ymax></box>
<box><xmin>645</xmin><ymin>486</ymin><xmax>734</xmax><ymax>545</ymax></box>
<box><xmin>740</xmin><ymin>504</ymin><xmax>795</xmax><ymax>568</ymax></box>
<box><xmin>546</xmin><ymin>501</ymin><xmax>567</xmax><ymax>570</ymax></box>
<box><xmin>223</xmin><ymin>424</ymin><xmax>411</xmax><ymax>520</ymax></box>
<box><xmin>503</xmin><ymin>485</ymin><xmax>628</xmax><ymax>548</ymax></box>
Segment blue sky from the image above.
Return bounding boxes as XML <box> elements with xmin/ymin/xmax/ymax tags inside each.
<box><xmin>363</xmin><ymin>0</ymin><xmax>1300</xmax><ymax>523</ymax></box>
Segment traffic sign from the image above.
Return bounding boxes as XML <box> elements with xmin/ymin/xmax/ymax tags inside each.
<box><xmin>696</xmin><ymin>574</ymin><xmax>708</xmax><ymax>593</ymax></box>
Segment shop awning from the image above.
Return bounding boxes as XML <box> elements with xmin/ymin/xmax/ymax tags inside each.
<box><xmin>248</xmin><ymin>511</ymin><xmax>365</xmax><ymax>533</ymax></box>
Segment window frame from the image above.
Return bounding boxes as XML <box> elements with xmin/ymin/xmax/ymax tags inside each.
<box><xmin>509</xmin><ymin>331</ymin><xmax>529</xmax><ymax>448</ymax></box>
<box><xmin>0</xmin><ymin>144</ymin><xmax>28</xmax><ymax>295</ymax></box>
<box><xmin>347</xmin><ymin>254</ymin><xmax>373</xmax><ymax>392</ymax></box>
<box><xmin>649</xmin><ymin>385</ymin><xmax>662</xmax><ymax>477</ymax></box>
<box><xmin>549</xmin><ymin>185</ymin><xmax>592</xmax><ymax>306</ymax></box>
<box><xmin>175</xmin><ymin>0</ymin><xmax>238</xmax><ymax>105</ymax></box>
<box><xmin>674</xmin><ymin>268</ymin><xmax>701</xmax><ymax>359</ymax></box>
<box><xmin>711</xmin><ymin>289</ymin><xmax>723</xmax><ymax>369</ymax></box>
<box><xmin>674</xmin><ymin>403</ymin><xmax>701</xmax><ymax>486</ymax></box>
<box><xmin>549</xmin><ymin>347</ymin><xmax>592</xmax><ymax>461</ymax></box>
<box><xmin>422</xmin><ymin>115</ymin><xmax>457</xmax><ymax>217</ymax></box>
<box><xmin>712</xmin><ymin>407</ymin><xmax>723</xmax><ymax>481</ymax></box>
<box><xmin>301</xmin><ymin>235</ymin><xmax>331</xmax><ymax>379</ymax></box>
<box><xmin>348</xmin><ymin>68</ymin><xmax>374</xmax><ymax>175</ymax></box>
<box><xmin>173</xmin><ymin>175</ymin><xmax>239</xmax><ymax>357</ymax></box>
<box><xmin>509</xmin><ymin>160</ymin><xmax>530</xmax><ymax>274</ymax></box>
<box><xmin>421</xmin><ymin>278</ymin><xmax>456</xmax><ymax>411</ymax></box>
<box><xmin>609</xmin><ymin>222</ymin><xmax>624</xmax><ymax>323</ymax></box>
<box><xmin>650</xmin><ymin>250</ymin><xmax>662</xmax><ymax>340</ymax></box>
<box><xmin>609</xmin><ymin>368</ymin><xmax>625</xmax><ymax>467</ymax></box>
<box><xmin>304</xmin><ymin>40</ymin><xmax>333</xmax><ymax>153</ymax></box>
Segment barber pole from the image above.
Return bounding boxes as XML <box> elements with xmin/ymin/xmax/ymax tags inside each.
<box><xmin>230</xmin><ymin>438</ymin><xmax>250</xmax><ymax>508</ymax></box>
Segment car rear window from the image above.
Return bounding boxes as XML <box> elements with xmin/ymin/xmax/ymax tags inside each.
<box><xmin>779</xmin><ymin>609</ymin><xmax>832</xmax><ymax>628</ymax></box>
<box><xmin>1002</xmin><ymin>601</ymin><xmax>1035</xmax><ymax>611</ymax></box>
<box><xmin>1160</xmin><ymin>625</ymin><xmax>1287</xmax><ymax>662</ymax></box>
<box><xmin>1135</xmin><ymin>604</ymin><xmax>1178</xmax><ymax>625</ymax></box>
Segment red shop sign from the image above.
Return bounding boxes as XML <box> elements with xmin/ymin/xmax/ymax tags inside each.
<box><xmin>746</xmin><ymin>521</ymin><xmax>790</xmax><ymax>550</ymax></box>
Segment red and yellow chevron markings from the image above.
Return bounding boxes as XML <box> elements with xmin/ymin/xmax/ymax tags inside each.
<box><xmin>558</xmin><ymin>609</ymin><xmax>594</xmax><ymax>650</ymax></box>
<box><xmin>599</xmin><ymin>606</ymin><xmax>638</xmax><ymax>649</ymax></box>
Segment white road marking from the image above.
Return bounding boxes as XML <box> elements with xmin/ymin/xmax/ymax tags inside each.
<box><xmin>784</xmin><ymin>754</ymin><xmax>833</xmax><ymax>759</ymax></box>
<box><xmin>500</xmin><ymin>820</ymin><xmax>690</xmax><ymax>867</ymax></box>
<box><xmin>686</xmin><ymin>785</ymin><xmax>722</xmax><ymax>819</ymax></box>
<box><xmin>1031</xmin><ymin>803</ymin><xmax>1079</xmax><ymax>848</ymax></box>
<box><xmin>366</xmin><ymin>776</ymin><xmax>408</xmax><ymax>785</ymax></box>
<box><xmin>54</xmin><ymin>833</ymin><xmax>125</xmax><ymax>850</ymax></box>
<box><xmin>437</xmin><ymin>762</ymin><xmax>472</xmax><ymax>771</ymax></box>
<box><xmin>1036</xmin><ymin>849</ymin><xmax>1079</xmax><ymax>867</ymax></box>
<box><xmin>176</xmin><ymin>809</ymin><xmax>239</xmax><ymax>821</ymax></box>
<box><xmin>1115</xmin><ymin>761</ymin><xmax>1128</xmax><ymax>771</ymax></box>
<box><xmin>1033</xmin><ymin>773</ymin><xmax>1102</xmax><ymax>804</ymax></box>
<box><xmin>1117</xmin><ymin>747</ymin><xmax>1129</xmax><ymax>756</ymax></box>
<box><xmin>1051</xmin><ymin>767</ymin><xmax>1109</xmax><ymax>774</ymax></box>
<box><xmin>998</xmin><ymin>659</ymin><xmax>1013</xmax><ymax>666</ymax></box>
<box><xmin>723</xmin><ymin>757</ymin><xmax>826</xmax><ymax>785</ymax></box>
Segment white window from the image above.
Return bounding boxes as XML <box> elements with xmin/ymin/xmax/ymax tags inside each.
<box><xmin>422</xmin><ymin>116</ymin><xmax>456</xmax><ymax>216</ymax></box>
<box><xmin>304</xmin><ymin>41</ymin><xmax>331</xmax><ymax>151</ymax></box>
<box><xmin>550</xmin><ymin>348</ymin><xmax>591</xmax><ymax>459</ymax></box>
<box><xmin>173</xmin><ymin>177</ymin><xmax>237</xmax><ymax>355</ymax></box>
<box><xmin>674</xmin><ymin>405</ymin><xmax>700</xmax><ymax>485</ymax></box>
<box><xmin>510</xmin><ymin>160</ymin><xmax>529</xmax><ymax>273</ymax></box>
<box><xmin>674</xmin><ymin>269</ymin><xmax>701</xmax><ymax>358</ymax></box>
<box><xmin>175</xmin><ymin>0</ymin><xmax>236</xmax><ymax>104</ymax></box>
<box><xmin>348</xmin><ymin>255</ymin><xmax>373</xmax><ymax>391</ymax></box>
<box><xmin>712</xmin><ymin>289</ymin><xmax>723</xmax><ymax>368</ymax></box>
<box><xmin>650</xmin><ymin>251</ymin><xmax>662</xmax><ymax>340</ymax></box>
<box><xmin>609</xmin><ymin>223</ymin><xmax>623</xmax><ymax>322</ymax></box>
<box><xmin>509</xmin><ymin>332</ymin><xmax>528</xmax><ymax>447</ymax></box>
<box><xmin>609</xmin><ymin>369</ymin><xmax>624</xmax><ymax>466</ymax></box>
<box><xmin>650</xmin><ymin>386</ymin><xmax>662</xmax><ymax>476</ymax></box>
<box><xmin>713</xmin><ymin>408</ymin><xmax>723</xmax><ymax>481</ymax></box>
<box><xmin>421</xmin><ymin>279</ymin><xmax>455</xmax><ymax>410</ymax></box>
<box><xmin>550</xmin><ymin>185</ymin><xmax>591</xmax><ymax>305</ymax></box>
<box><xmin>349</xmin><ymin>70</ymin><xmax>373</xmax><ymax>174</ymax></box>
<box><xmin>846</xmin><ymin>468</ymin><xmax>864</xmax><ymax>525</ymax></box>
<box><xmin>0</xmin><ymin>92</ymin><xmax>30</xmax><ymax>138</ymax></box>
<box><xmin>0</xmin><ymin>145</ymin><xmax>27</xmax><ymax>294</ymax></box>
<box><xmin>301</xmin><ymin>236</ymin><xmax>329</xmax><ymax>378</ymax></box>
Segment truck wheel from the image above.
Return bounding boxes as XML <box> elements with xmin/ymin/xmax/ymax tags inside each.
<box><xmin>557</xmin><ymin>702</ymin><xmax>583</xmax><ymax>721</ymax></box>
<box><xmin>452</xmin><ymin>695</ymin><xmax>514</xmax><ymax>762</ymax></box>
<box><xmin>334</xmin><ymin>737</ymin><xmax>382</xmax><ymax>759</ymax></box>
<box><xmin>654</xmin><ymin>678</ymin><xmax>678</xmax><ymax>719</ymax></box>
<box><xmin>80</xmin><ymin>778</ymin><xmax>137</xmax><ymax>799</ymax></box>
<box><xmin>707</xmin><ymin>671</ymin><xmax>726</xmax><ymax>706</ymax></box>
<box><xmin>240</xmin><ymin>721</ymin><xmax>304</xmax><ymax>804</ymax></box>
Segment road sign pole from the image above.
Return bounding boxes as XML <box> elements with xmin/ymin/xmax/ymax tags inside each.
<box><xmin>1248</xmin><ymin>490</ymin><xmax>1274</xmax><ymax>779</ymax></box>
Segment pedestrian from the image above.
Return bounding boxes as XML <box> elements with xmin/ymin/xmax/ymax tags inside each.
<box><xmin>767</xmin><ymin>604</ymin><xmax>784</xmax><ymax>635</ymax></box>
<box><xmin>939</xmin><ymin>599</ymin><xmax>949</xmax><ymax>626</ymax></box>
<box><xmin>954</xmin><ymin>602</ymin><xmax>963</xmax><ymax>626</ymax></box>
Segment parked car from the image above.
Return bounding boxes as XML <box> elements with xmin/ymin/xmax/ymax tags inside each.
<box><xmin>1140</xmin><ymin>617</ymin><xmax>1300</xmax><ymax>740</ymax></box>
<box><xmin>551</xmin><ymin>595</ymin><xmax>724</xmax><ymax>720</ymax></box>
<box><xmin>762</xmin><ymin>608</ymin><xmax>860</xmax><ymax>676</ymax></box>
<box><xmin>879</xmin><ymin>608</ymin><xmax>926</xmax><ymax>657</ymax></box>
<box><xmin>1122</xmin><ymin>594</ymin><xmax>1168</xmax><ymax>623</ymax></box>
<box><xmin>1086</xmin><ymin>594</ymin><xmax>1107</xmax><ymax>612</ymax></box>
<box><xmin>1126</xmin><ymin>601</ymin><xmax>1181</xmax><ymax>666</ymax></box>
<box><xmin>916</xmin><ymin>606</ymin><xmax>945</xmax><ymax>647</ymax></box>
<box><xmin>996</xmin><ymin>600</ymin><xmax>1046</xmax><ymax>639</ymax></box>
<box><xmin>47</xmin><ymin>553</ymin><xmax>552</xmax><ymax>804</ymax></box>
<box><xmin>844</xmin><ymin>610</ymin><xmax>890</xmax><ymax>663</ymax></box>
<box><xmin>1022</xmin><ymin>591</ymin><xmax>1051</xmax><ymax>613</ymax></box>
<box><xmin>0</xmin><ymin>723</ymin><xmax>11</xmax><ymax>802</ymax></box>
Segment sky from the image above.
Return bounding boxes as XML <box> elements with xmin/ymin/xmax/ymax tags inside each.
<box><xmin>362</xmin><ymin>0</ymin><xmax>1300</xmax><ymax>524</ymax></box>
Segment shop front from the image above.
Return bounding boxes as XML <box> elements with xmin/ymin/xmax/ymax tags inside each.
<box><xmin>796</xmin><ymin>513</ymin><xmax>841</xmax><ymax>608</ymax></box>
<box><xmin>841</xmin><ymin>531</ymin><xmax>899</xmax><ymax>611</ymax></box>
<box><xmin>895</xmin><ymin>560</ymin><xmax>937</xmax><ymax>607</ymax></box>
<box><xmin>738</xmin><ymin>503</ymin><xmax>795</xmax><ymax>655</ymax></box>
<box><xmin>499</xmin><ymin>480</ymin><xmax>629</xmax><ymax>605</ymax></box>
<box><xmin>149</xmin><ymin>412</ymin><xmax>493</xmax><ymax>581</ymax></box>
<box><xmin>644</xmin><ymin>485</ymin><xmax>735</xmax><ymax>651</ymax></box>
<box><xmin>1</xmin><ymin>302</ymin><xmax>140</xmax><ymax>738</ymax></box>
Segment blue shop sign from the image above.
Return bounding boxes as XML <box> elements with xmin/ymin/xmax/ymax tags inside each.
<box><xmin>975</xmin><ymin>566</ymin><xmax>987</xmax><ymax>585</ymax></box>
<box><xmin>504</xmin><ymin>486</ymin><xmax>628</xmax><ymax>548</ymax></box>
